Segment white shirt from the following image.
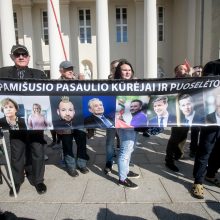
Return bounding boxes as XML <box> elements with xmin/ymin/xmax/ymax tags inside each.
<box><xmin>185</xmin><ymin>111</ymin><xmax>195</xmax><ymax>126</ymax></box>
<box><xmin>158</xmin><ymin>112</ymin><xmax>169</xmax><ymax>127</ymax></box>
<box><xmin>215</xmin><ymin>112</ymin><xmax>220</xmax><ymax>125</ymax></box>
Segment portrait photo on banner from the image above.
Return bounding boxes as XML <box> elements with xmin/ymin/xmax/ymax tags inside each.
<box><xmin>175</xmin><ymin>92</ymin><xmax>205</xmax><ymax>127</ymax></box>
<box><xmin>147</xmin><ymin>95</ymin><xmax>177</xmax><ymax>128</ymax></box>
<box><xmin>50</xmin><ymin>96</ymin><xmax>83</xmax><ymax>130</ymax></box>
<box><xmin>203</xmin><ymin>87</ymin><xmax>220</xmax><ymax>126</ymax></box>
<box><xmin>83</xmin><ymin>96</ymin><xmax>116</xmax><ymax>129</ymax></box>
<box><xmin>0</xmin><ymin>95</ymin><xmax>26</xmax><ymax>130</ymax></box>
<box><xmin>22</xmin><ymin>96</ymin><xmax>53</xmax><ymax>130</ymax></box>
<box><xmin>115</xmin><ymin>96</ymin><xmax>149</xmax><ymax>128</ymax></box>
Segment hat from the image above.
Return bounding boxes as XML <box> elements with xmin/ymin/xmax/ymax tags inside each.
<box><xmin>59</xmin><ymin>61</ymin><xmax>74</xmax><ymax>69</ymax></box>
<box><xmin>11</xmin><ymin>44</ymin><xmax>29</xmax><ymax>54</ymax></box>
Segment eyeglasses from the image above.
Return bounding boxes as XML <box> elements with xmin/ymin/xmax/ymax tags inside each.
<box><xmin>13</xmin><ymin>52</ymin><xmax>29</xmax><ymax>58</ymax></box>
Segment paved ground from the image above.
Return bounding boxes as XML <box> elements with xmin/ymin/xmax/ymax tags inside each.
<box><xmin>0</xmin><ymin>129</ymin><xmax>220</xmax><ymax>220</ymax></box>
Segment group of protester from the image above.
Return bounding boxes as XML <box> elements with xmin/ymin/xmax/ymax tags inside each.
<box><xmin>0</xmin><ymin>44</ymin><xmax>219</xmax><ymax>200</ymax></box>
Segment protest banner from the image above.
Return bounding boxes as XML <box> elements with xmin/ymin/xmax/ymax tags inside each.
<box><xmin>0</xmin><ymin>76</ymin><xmax>220</xmax><ymax>130</ymax></box>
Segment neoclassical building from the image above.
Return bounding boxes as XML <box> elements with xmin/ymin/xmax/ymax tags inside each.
<box><xmin>0</xmin><ymin>0</ymin><xmax>220</xmax><ymax>79</ymax></box>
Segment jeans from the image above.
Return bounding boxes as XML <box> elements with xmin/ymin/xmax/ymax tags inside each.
<box><xmin>117</xmin><ymin>129</ymin><xmax>137</xmax><ymax>181</ymax></box>
<box><xmin>61</xmin><ymin>130</ymin><xmax>89</xmax><ymax>170</ymax></box>
<box><xmin>105</xmin><ymin>128</ymin><xmax>116</xmax><ymax>168</ymax></box>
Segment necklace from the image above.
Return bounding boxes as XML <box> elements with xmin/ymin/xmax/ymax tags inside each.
<box><xmin>6</xmin><ymin>117</ymin><xmax>19</xmax><ymax>130</ymax></box>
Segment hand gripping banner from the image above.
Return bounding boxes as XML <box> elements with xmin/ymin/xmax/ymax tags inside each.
<box><xmin>0</xmin><ymin>76</ymin><xmax>220</xmax><ymax>131</ymax></box>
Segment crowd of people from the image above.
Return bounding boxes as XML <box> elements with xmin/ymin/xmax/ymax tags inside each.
<box><xmin>0</xmin><ymin>44</ymin><xmax>219</xmax><ymax>200</ymax></box>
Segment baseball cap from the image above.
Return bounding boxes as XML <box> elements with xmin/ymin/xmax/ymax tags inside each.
<box><xmin>11</xmin><ymin>44</ymin><xmax>29</xmax><ymax>55</ymax></box>
<box><xmin>59</xmin><ymin>61</ymin><xmax>74</xmax><ymax>69</ymax></box>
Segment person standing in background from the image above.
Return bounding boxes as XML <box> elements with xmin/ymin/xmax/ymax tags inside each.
<box><xmin>56</xmin><ymin>61</ymin><xmax>89</xmax><ymax>177</ymax></box>
<box><xmin>113</xmin><ymin>60</ymin><xmax>140</xmax><ymax>189</ymax></box>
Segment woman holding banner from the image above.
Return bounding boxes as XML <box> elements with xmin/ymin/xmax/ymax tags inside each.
<box><xmin>113</xmin><ymin>60</ymin><xmax>140</xmax><ymax>189</ymax></box>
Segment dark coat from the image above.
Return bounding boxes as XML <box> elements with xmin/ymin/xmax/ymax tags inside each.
<box><xmin>199</xmin><ymin>112</ymin><xmax>220</xmax><ymax>145</ymax></box>
<box><xmin>0</xmin><ymin>66</ymin><xmax>47</xmax><ymax>79</ymax></box>
<box><xmin>84</xmin><ymin>114</ymin><xmax>114</xmax><ymax>128</ymax></box>
<box><xmin>180</xmin><ymin>111</ymin><xmax>205</xmax><ymax>127</ymax></box>
<box><xmin>0</xmin><ymin>117</ymin><xmax>27</xmax><ymax>130</ymax></box>
<box><xmin>149</xmin><ymin>114</ymin><xmax>176</xmax><ymax>127</ymax></box>
<box><xmin>0</xmin><ymin>117</ymin><xmax>27</xmax><ymax>141</ymax></box>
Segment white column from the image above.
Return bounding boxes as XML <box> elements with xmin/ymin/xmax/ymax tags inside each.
<box><xmin>135</xmin><ymin>0</ymin><xmax>144</xmax><ymax>79</ymax></box>
<box><xmin>21</xmin><ymin>4</ymin><xmax>34</xmax><ymax>67</ymax></box>
<box><xmin>96</xmin><ymin>0</ymin><xmax>110</xmax><ymax>79</ymax></box>
<box><xmin>0</xmin><ymin>0</ymin><xmax>16</xmax><ymax>66</ymax></box>
<box><xmin>47</xmin><ymin>0</ymin><xmax>65</xmax><ymax>79</ymax></box>
<box><xmin>144</xmin><ymin>0</ymin><xmax>157</xmax><ymax>78</ymax></box>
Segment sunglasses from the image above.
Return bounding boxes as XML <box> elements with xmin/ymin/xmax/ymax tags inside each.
<box><xmin>13</xmin><ymin>52</ymin><xmax>29</xmax><ymax>58</ymax></box>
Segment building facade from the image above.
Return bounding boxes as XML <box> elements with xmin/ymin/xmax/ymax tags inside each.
<box><xmin>0</xmin><ymin>0</ymin><xmax>220</xmax><ymax>79</ymax></box>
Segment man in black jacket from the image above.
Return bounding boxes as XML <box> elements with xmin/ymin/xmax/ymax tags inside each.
<box><xmin>0</xmin><ymin>44</ymin><xmax>47</xmax><ymax>196</ymax></box>
<box><xmin>191</xmin><ymin>59</ymin><xmax>220</xmax><ymax>199</ymax></box>
<box><xmin>165</xmin><ymin>93</ymin><xmax>204</xmax><ymax>172</ymax></box>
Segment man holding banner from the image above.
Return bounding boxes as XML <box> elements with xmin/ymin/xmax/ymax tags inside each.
<box><xmin>191</xmin><ymin>59</ymin><xmax>220</xmax><ymax>199</ymax></box>
<box><xmin>56</xmin><ymin>61</ymin><xmax>89</xmax><ymax>177</ymax></box>
<box><xmin>0</xmin><ymin>44</ymin><xmax>47</xmax><ymax>196</ymax></box>
<box><xmin>165</xmin><ymin>93</ymin><xmax>204</xmax><ymax>172</ymax></box>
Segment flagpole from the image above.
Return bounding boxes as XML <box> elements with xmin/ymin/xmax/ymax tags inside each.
<box><xmin>49</xmin><ymin>0</ymin><xmax>67</xmax><ymax>61</ymax></box>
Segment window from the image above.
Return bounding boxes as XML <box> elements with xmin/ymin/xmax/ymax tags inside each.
<box><xmin>79</xmin><ymin>9</ymin><xmax>91</xmax><ymax>43</ymax></box>
<box><xmin>157</xmin><ymin>6</ymin><xmax>164</xmax><ymax>41</ymax></box>
<box><xmin>116</xmin><ymin>7</ymin><xmax>128</xmax><ymax>43</ymax></box>
<box><xmin>42</xmin><ymin>11</ymin><xmax>49</xmax><ymax>45</ymax></box>
<box><xmin>13</xmin><ymin>12</ymin><xmax>19</xmax><ymax>44</ymax></box>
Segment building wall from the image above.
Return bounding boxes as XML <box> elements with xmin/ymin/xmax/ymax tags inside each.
<box><xmin>211</xmin><ymin>0</ymin><xmax>220</xmax><ymax>60</ymax></box>
<box><xmin>1</xmin><ymin>0</ymin><xmax>219</xmax><ymax>78</ymax></box>
<box><xmin>109</xmin><ymin>0</ymin><xmax>137</xmax><ymax>75</ymax></box>
<box><xmin>157</xmin><ymin>0</ymin><xmax>173</xmax><ymax>76</ymax></box>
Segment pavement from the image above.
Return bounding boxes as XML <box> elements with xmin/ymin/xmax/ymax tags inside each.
<box><xmin>0</xmin><ymin>128</ymin><xmax>220</xmax><ymax>220</ymax></box>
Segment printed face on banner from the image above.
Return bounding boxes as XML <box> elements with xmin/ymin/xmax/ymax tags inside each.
<box><xmin>0</xmin><ymin>96</ymin><xmax>26</xmax><ymax>130</ymax></box>
<box><xmin>57</xmin><ymin>100</ymin><xmax>75</xmax><ymax>122</ymax></box>
<box><xmin>177</xmin><ymin>93</ymin><xmax>205</xmax><ymax>126</ymax></box>
<box><xmin>83</xmin><ymin>96</ymin><xmax>116</xmax><ymax>129</ymax></box>
<box><xmin>148</xmin><ymin>95</ymin><xmax>177</xmax><ymax>127</ymax></box>
<box><xmin>179</xmin><ymin>97</ymin><xmax>194</xmax><ymax>117</ymax></box>
<box><xmin>115</xmin><ymin>96</ymin><xmax>149</xmax><ymax>128</ymax></box>
<box><xmin>21</xmin><ymin>96</ymin><xmax>53</xmax><ymax>130</ymax></box>
<box><xmin>50</xmin><ymin>96</ymin><xmax>84</xmax><ymax>129</ymax></box>
<box><xmin>203</xmin><ymin>87</ymin><xmax>220</xmax><ymax>123</ymax></box>
<box><xmin>216</xmin><ymin>96</ymin><xmax>220</xmax><ymax>117</ymax></box>
<box><xmin>88</xmin><ymin>99</ymin><xmax>104</xmax><ymax>116</ymax></box>
<box><xmin>153</xmin><ymin>100</ymin><xmax>168</xmax><ymax>117</ymax></box>
<box><xmin>1</xmin><ymin>100</ymin><xmax>17</xmax><ymax>117</ymax></box>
